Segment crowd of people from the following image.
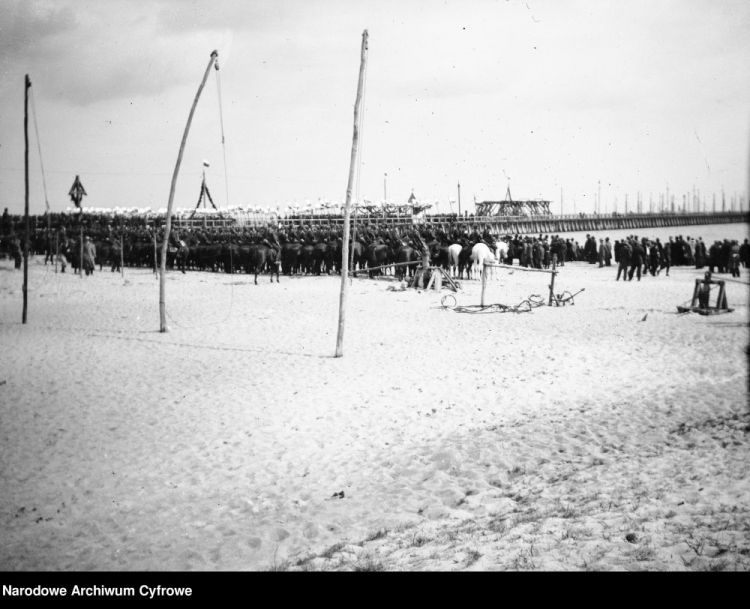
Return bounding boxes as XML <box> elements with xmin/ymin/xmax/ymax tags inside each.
<box><xmin>610</xmin><ymin>234</ymin><xmax>746</xmax><ymax>281</ymax></box>
<box><xmin>1</xmin><ymin>208</ymin><xmax>748</xmax><ymax>280</ymax></box>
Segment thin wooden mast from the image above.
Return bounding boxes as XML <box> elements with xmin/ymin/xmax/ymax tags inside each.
<box><xmin>22</xmin><ymin>75</ymin><xmax>30</xmax><ymax>324</ymax></box>
<box><xmin>160</xmin><ymin>50</ymin><xmax>217</xmax><ymax>332</ymax></box>
<box><xmin>335</xmin><ymin>30</ymin><xmax>368</xmax><ymax>358</ymax></box>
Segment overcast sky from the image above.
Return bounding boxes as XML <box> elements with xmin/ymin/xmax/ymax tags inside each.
<box><xmin>1</xmin><ymin>0</ymin><xmax>748</xmax><ymax>216</ymax></box>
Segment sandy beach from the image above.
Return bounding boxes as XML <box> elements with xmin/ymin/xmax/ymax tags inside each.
<box><xmin>1</xmin><ymin>223</ymin><xmax>748</xmax><ymax>572</ymax></box>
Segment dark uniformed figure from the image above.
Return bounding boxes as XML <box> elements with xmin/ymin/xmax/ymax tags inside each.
<box><xmin>481</xmin><ymin>227</ymin><xmax>497</xmax><ymax>254</ymax></box>
<box><xmin>532</xmin><ymin>238</ymin><xmax>543</xmax><ymax>269</ymax></box>
<box><xmin>648</xmin><ymin>241</ymin><xmax>661</xmax><ymax>276</ymax></box>
<box><xmin>730</xmin><ymin>240</ymin><xmax>741</xmax><ymax>277</ymax></box>
<box><xmin>555</xmin><ymin>237</ymin><xmax>566</xmax><ymax>267</ymax></box>
<box><xmin>110</xmin><ymin>227</ymin><xmax>123</xmax><ymax>273</ymax></box>
<box><xmin>616</xmin><ymin>240</ymin><xmax>632</xmax><ymax>281</ymax></box>
<box><xmin>411</xmin><ymin>230</ymin><xmax>431</xmax><ymax>289</ymax></box>
<box><xmin>694</xmin><ymin>238</ymin><xmax>705</xmax><ymax>269</ymax></box>
<box><xmin>10</xmin><ymin>233</ymin><xmax>22</xmax><ymax>269</ymax></box>
<box><xmin>83</xmin><ymin>236</ymin><xmax>96</xmax><ymax>276</ymax></box>
<box><xmin>740</xmin><ymin>238</ymin><xmax>749</xmax><ymax>268</ymax></box>
<box><xmin>628</xmin><ymin>239</ymin><xmax>645</xmax><ymax>281</ymax></box>
<box><xmin>656</xmin><ymin>238</ymin><xmax>669</xmax><ymax>276</ymax></box>
<box><xmin>263</xmin><ymin>225</ymin><xmax>281</xmax><ymax>254</ymax></box>
<box><xmin>1</xmin><ymin>208</ymin><xmax>11</xmax><ymax>237</ymax></box>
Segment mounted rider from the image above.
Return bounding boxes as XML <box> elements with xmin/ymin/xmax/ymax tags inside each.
<box><xmin>262</xmin><ymin>224</ymin><xmax>281</xmax><ymax>255</ymax></box>
<box><xmin>481</xmin><ymin>226</ymin><xmax>497</xmax><ymax>252</ymax></box>
<box><xmin>362</xmin><ymin>221</ymin><xmax>378</xmax><ymax>245</ymax></box>
<box><xmin>168</xmin><ymin>228</ymin><xmax>183</xmax><ymax>250</ymax></box>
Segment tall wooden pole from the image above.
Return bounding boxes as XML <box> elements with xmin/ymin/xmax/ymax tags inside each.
<box><xmin>22</xmin><ymin>75</ymin><xmax>30</xmax><ymax>324</ymax></box>
<box><xmin>458</xmin><ymin>181</ymin><xmax>461</xmax><ymax>217</ymax></box>
<box><xmin>548</xmin><ymin>254</ymin><xmax>557</xmax><ymax>306</ymax></box>
<box><xmin>160</xmin><ymin>50</ymin><xmax>217</xmax><ymax>332</ymax></box>
<box><xmin>335</xmin><ymin>30</ymin><xmax>368</xmax><ymax>358</ymax></box>
<box><xmin>153</xmin><ymin>228</ymin><xmax>157</xmax><ymax>275</ymax></box>
<box><xmin>480</xmin><ymin>261</ymin><xmax>488</xmax><ymax>307</ymax></box>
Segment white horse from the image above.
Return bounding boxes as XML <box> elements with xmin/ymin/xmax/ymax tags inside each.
<box><xmin>495</xmin><ymin>240</ymin><xmax>509</xmax><ymax>263</ymax></box>
<box><xmin>448</xmin><ymin>243</ymin><xmax>462</xmax><ymax>278</ymax></box>
<box><xmin>470</xmin><ymin>243</ymin><xmax>497</xmax><ymax>280</ymax></box>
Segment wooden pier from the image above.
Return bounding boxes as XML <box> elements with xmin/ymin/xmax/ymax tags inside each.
<box><xmin>272</xmin><ymin>210</ymin><xmax>749</xmax><ymax>234</ymax></box>
<box><xmin>42</xmin><ymin>209</ymin><xmax>749</xmax><ymax>233</ymax></box>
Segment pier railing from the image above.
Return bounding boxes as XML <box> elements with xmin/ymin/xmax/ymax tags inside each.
<box><xmin>270</xmin><ymin>210</ymin><xmax>748</xmax><ymax>233</ymax></box>
<box><xmin>41</xmin><ymin>209</ymin><xmax>748</xmax><ymax>233</ymax></box>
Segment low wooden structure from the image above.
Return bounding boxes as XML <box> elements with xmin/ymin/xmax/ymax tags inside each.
<box><xmin>410</xmin><ymin>266</ymin><xmax>459</xmax><ymax>292</ymax></box>
<box><xmin>677</xmin><ymin>272</ymin><xmax>734</xmax><ymax>315</ymax></box>
<box><xmin>350</xmin><ymin>260</ymin><xmax>460</xmax><ymax>292</ymax></box>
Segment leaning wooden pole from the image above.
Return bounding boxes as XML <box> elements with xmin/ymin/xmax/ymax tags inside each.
<box><xmin>160</xmin><ymin>50</ymin><xmax>217</xmax><ymax>332</ymax></box>
<box><xmin>335</xmin><ymin>30</ymin><xmax>368</xmax><ymax>358</ymax></box>
<box><xmin>22</xmin><ymin>75</ymin><xmax>30</xmax><ymax>324</ymax></box>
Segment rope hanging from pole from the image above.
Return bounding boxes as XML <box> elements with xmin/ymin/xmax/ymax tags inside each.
<box><xmin>29</xmin><ymin>78</ymin><xmax>52</xmax><ymax>274</ymax></box>
<box><xmin>160</xmin><ymin>50</ymin><xmax>218</xmax><ymax>333</ymax></box>
<box><xmin>214</xmin><ymin>63</ymin><xmax>234</xmax><ymax>278</ymax></box>
<box><xmin>215</xmin><ymin>58</ymin><xmax>231</xmax><ymax>209</ymax></box>
<box><xmin>164</xmin><ymin>52</ymin><xmax>236</xmax><ymax>329</ymax></box>
<box><xmin>29</xmin><ymin>86</ymin><xmax>50</xmax><ymax>212</ymax></box>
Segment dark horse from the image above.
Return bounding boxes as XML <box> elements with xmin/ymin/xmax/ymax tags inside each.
<box><xmin>157</xmin><ymin>241</ymin><xmax>189</xmax><ymax>273</ymax></box>
<box><xmin>394</xmin><ymin>242</ymin><xmax>420</xmax><ymax>280</ymax></box>
<box><xmin>366</xmin><ymin>242</ymin><xmax>391</xmax><ymax>278</ymax></box>
<box><xmin>247</xmin><ymin>244</ymin><xmax>280</xmax><ymax>285</ymax></box>
<box><xmin>167</xmin><ymin>241</ymin><xmax>189</xmax><ymax>274</ymax></box>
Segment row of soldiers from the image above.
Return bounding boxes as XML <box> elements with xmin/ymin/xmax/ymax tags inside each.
<box><xmin>2</xmin><ymin>207</ymin><xmax>746</xmax><ymax>256</ymax></box>
<box><xmin>4</xmin><ymin>215</ymin><xmax>748</xmax><ymax>280</ymax></box>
